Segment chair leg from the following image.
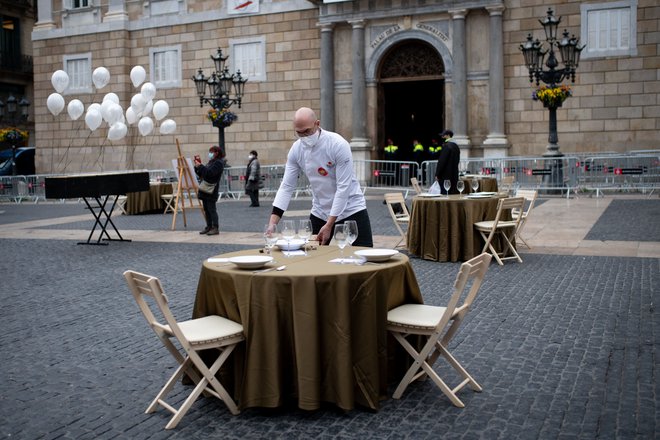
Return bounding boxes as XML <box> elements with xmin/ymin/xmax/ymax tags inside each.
<box><xmin>436</xmin><ymin>342</ymin><xmax>482</xmax><ymax>392</ymax></box>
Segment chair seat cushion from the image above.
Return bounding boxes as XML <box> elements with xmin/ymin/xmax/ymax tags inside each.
<box><xmin>474</xmin><ymin>220</ymin><xmax>517</xmax><ymax>230</ymax></box>
<box><xmin>387</xmin><ymin>304</ymin><xmax>446</xmax><ymax>329</ymax></box>
<box><xmin>397</xmin><ymin>215</ymin><xmax>410</xmax><ymax>222</ymax></box>
<box><xmin>170</xmin><ymin>315</ymin><xmax>244</xmax><ymax>344</ymax></box>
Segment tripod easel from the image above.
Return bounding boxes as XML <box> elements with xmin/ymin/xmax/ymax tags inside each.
<box><xmin>171</xmin><ymin>139</ymin><xmax>204</xmax><ymax>231</ymax></box>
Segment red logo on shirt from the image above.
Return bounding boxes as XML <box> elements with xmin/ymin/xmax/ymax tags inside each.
<box><xmin>318</xmin><ymin>167</ymin><xmax>328</xmax><ymax>176</ymax></box>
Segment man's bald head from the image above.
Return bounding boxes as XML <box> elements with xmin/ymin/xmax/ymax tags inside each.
<box><xmin>293</xmin><ymin>107</ymin><xmax>320</xmax><ymax>137</ymax></box>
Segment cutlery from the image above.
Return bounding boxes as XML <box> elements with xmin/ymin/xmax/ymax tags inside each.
<box><xmin>254</xmin><ymin>265</ymin><xmax>287</xmax><ymax>273</ymax></box>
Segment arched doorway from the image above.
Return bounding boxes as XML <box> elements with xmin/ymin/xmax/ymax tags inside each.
<box><xmin>377</xmin><ymin>40</ymin><xmax>445</xmax><ymax>163</ymax></box>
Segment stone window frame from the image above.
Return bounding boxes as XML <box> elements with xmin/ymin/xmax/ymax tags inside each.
<box><xmin>229</xmin><ymin>36</ymin><xmax>266</xmax><ymax>82</ymax></box>
<box><xmin>63</xmin><ymin>53</ymin><xmax>93</xmax><ymax>95</ymax></box>
<box><xmin>64</xmin><ymin>0</ymin><xmax>92</xmax><ymax>9</ymax></box>
<box><xmin>149</xmin><ymin>45</ymin><xmax>182</xmax><ymax>89</ymax></box>
<box><xmin>580</xmin><ymin>0</ymin><xmax>638</xmax><ymax>59</ymax></box>
<box><xmin>144</xmin><ymin>0</ymin><xmax>185</xmax><ymax>17</ymax></box>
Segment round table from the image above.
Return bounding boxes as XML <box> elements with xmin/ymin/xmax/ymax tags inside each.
<box><xmin>124</xmin><ymin>182</ymin><xmax>173</xmax><ymax>215</ymax></box>
<box><xmin>193</xmin><ymin>246</ymin><xmax>423</xmax><ymax>411</ymax></box>
<box><xmin>460</xmin><ymin>175</ymin><xmax>498</xmax><ymax>194</ymax></box>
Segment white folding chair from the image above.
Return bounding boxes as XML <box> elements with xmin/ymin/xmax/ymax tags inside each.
<box><xmin>410</xmin><ymin>177</ymin><xmax>423</xmax><ymax>195</ymax></box>
<box><xmin>116</xmin><ymin>195</ymin><xmax>128</xmax><ymax>215</ymax></box>
<box><xmin>387</xmin><ymin>252</ymin><xmax>492</xmax><ymax>407</ymax></box>
<box><xmin>384</xmin><ymin>192</ymin><xmax>410</xmax><ymax>248</ymax></box>
<box><xmin>511</xmin><ymin>189</ymin><xmax>538</xmax><ymax>249</ymax></box>
<box><xmin>474</xmin><ymin>196</ymin><xmax>525</xmax><ymax>265</ymax></box>
<box><xmin>124</xmin><ymin>270</ymin><xmax>244</xmax><ymax>429</ymax></box>
<box><xmin>498</xmin><ymin>175</ymin><xmax>515</xmax><ymax>196</ymax></box>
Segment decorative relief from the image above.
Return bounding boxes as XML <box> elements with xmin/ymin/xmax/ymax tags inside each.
<box><xmin>379</xmin><ymin>41</ymin><xmax>445</xmax><ymax>78</ymax></box>
<box><xmin>415</xmin><ymin>21</ymin><xmax>449</xmax><ymax>43</ymax></box>
<box><xmin>370</xmin><ymin>24</ymin><xmax>402</xmax><ymax>49</ymax></box>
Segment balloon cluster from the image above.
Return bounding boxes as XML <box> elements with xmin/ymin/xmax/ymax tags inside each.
<box><xmin>47</xmin><ymin>66</ymin><xmax>177</xmax><ymax>141</ymax></box>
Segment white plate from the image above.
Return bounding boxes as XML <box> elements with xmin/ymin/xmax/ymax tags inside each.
<box><xmin>473</xmin><ymin>191</ymin><xmax>496</xmax><ymax>196</ymax></box>
<box><xmin>275</xmin><ymin>239</ymin><xmax>306</xmax><ymax>251</ymax></box>
<box><xmin>418</xmin><ymin>193</ymin><xmax>443</xmax><ymax>198</ymax></box>
<box><xmin>229</xmin><ymin>255</ymin><xmax>273</xmax><ymax>269</ymax></box>
<box><xmin>466</xmin><ymin>193</ymin><xmax>493</xmax><ymax>199</ymax></box>
<box><xmin>354</xmin><ymin>249</ymin><xmax>400</xmax><ymax>262</ymax></box>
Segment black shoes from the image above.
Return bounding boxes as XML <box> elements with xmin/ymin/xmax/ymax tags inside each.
<box><xmin>199</xmin><ymin>226</ymin><xmax>211</xmax><ymax>235</ymax></box>
<box><xmin>206</xmin><ymin>227</ymin><xmax>219</xmax><ymax>236</ymax></box>
<box><xmin>249</xmin><ymin>204</ymin><xmax>260</xmax><ymax>207</ymax></box>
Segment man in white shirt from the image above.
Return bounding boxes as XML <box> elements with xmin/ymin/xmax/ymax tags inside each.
<box><xmin>268</xmin><ymin>107</ymin><xmax>373</xmax><ymax>247</ymax></box>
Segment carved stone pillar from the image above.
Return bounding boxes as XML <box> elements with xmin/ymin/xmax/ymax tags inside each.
<box><xmin>319</xmin><ymin>23</ymin><xmax>335</xmax><ymax>131</ymax></box>
<box><xmin>104</xmin><ymin>0</ymin><xmax>128</xmax><ymax>22</ymax></box>
<box><xmin>483</xmin><ymin>4</ymin><xmax>510</xmax><ymax>158</ymax></box>
<box><xmin>449</xmin><ymin>9</ymin><xmax>471</xmax><ymax>153</ymax></box>
<box><xmin>348</xmin><ymin>20</ymin><xmax>371</xmax><ymax>158</ymax></box>
<box><xmin>34</xmin><ymin>0</ymin><xmax>56</xmax><ymax>30</ymax></box>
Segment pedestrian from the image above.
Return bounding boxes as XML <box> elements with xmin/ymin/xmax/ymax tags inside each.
<box><xmin>194</xmin><ymin>145</ymin><xmax>225</xmax><ymax>236</ymax></box>
<box><xmin>245</xmin><ymin>150</ymin><xmax>261</xmax><ymax>207</ymax></box>
<box><xmin>435</xmin><ymin>129</ymin><xmax>460</xmax><ymax>194</ymax></box>
<box><xmin>267</xmin><ymin>107</ymin><xmax>373</xmax><ymax>247</ymax></box>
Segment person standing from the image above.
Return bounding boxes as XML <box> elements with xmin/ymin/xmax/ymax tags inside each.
<box><xmin>267</xmin><ymin>107</ymin><xmax>373</xmax><ymax>247</ymax></box>
<box><xmin>435</xmin><ymin>129</ymin><xmax>461</xmax><ymax>194</ymax></box>
<box><xmin>245</xmin><ymin>150</ymin><xmax>261</xmax><ymax>207</ymax></box>
<box><xmin>194</xmin><ymin>145</ymin><xmax>225</xmax><ymax>235</ymax></box>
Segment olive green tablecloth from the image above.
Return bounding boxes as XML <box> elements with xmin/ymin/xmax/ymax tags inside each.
<box><xmin>460</xmin><ymin>175</ymin><xmax>498</xmax><ymax>194</ymax></box>
<box><xmin>125</xmin><ymin>182</ymin><xmax>173</xmax><ymax>215</ymax></box>
<box><xmin>193</xmin><ymin>246</ymin><xmax>423</xmax><ymax>411</ymax></box>
<box><xmin>407</xmin><ymin>195</ymin><xmax>510</xmax><ymax>262</ymax></box>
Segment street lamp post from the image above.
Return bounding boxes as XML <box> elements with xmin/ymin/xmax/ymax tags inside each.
<box><xmin>0</xmin><ymin>94</ymin><xmax>31</xmax><ymax>175</ymax></box>
<box><xmin>191</xmin><ymin>48</ymin><xmax>247</xmax><ymax>153</ymax></box>
<box><xmin>520</xmin><ymin>8</ymin><xmax>584</xmax><ymax>158</ymax></box>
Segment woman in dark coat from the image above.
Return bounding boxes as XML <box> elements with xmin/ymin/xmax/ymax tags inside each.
<box><xmin>194</xmin><ymin>145</ymin><xmax>225</xmax><ymax>235</ymax></box>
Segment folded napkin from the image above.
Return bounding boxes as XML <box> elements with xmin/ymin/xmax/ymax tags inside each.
<box><xmin>283</xmin><ymin>250</ymin><xmax>306</xmax><ymax>257</ymax></box>
<box><xmin>329</xmin><ymin>257</ymin><xmax>365</xmax><ymax>265</ymax></box>
<box><xmin>207</xmin><ymin>257</ymin><xmax>229</xmax><ymax>263</ymax></box>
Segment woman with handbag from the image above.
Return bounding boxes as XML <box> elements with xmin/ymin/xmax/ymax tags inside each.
<box><xmin>245</xmin><ymin>150</ymin><xmax>261</xmax><ymax>207</ymax></box>
<box><xmin>194</xmin><ymin>145</ymin><xmax>225</xmax><ymax>235</ymax></box>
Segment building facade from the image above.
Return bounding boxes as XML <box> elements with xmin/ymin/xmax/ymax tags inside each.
<box><xmin>31</xmin><ymin>0</ymin><xmax>659</xmax><ymax>174</ymax></box>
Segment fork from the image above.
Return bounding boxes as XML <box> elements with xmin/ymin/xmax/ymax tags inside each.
<box><xmin>253</xmin><ymin>265</ymin><xmax>287</xmax><ymax>273</ymax></box>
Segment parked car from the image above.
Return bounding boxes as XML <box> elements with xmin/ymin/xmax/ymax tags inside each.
<box><xmin>0</xmin><ymin>147</ymin><xmax>35</xmax><ymax>176</ymax></box>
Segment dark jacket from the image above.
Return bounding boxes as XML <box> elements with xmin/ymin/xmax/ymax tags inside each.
<box><xmin>435</xmin><ymin>141</ymin><xmax>460</xmax><ymax>194</ymax></box>
<box><xmin>245</xmin><ymin>158</ymin><xmax>261</xmax><ymax>191</ymax></box>
<box><xmin>195</xmin><ymin>158</ymin><xmax>224</xmax><ymax>201</ymax></box>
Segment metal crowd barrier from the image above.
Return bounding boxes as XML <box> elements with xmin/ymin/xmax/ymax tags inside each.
<box><xmin>353</xmin><ymin>160</ymin><xmax>420</xmax><ymax>195</ymax></box>
<box><xmin>576</xmin><ymin>154</ymin><xmax>660</xmax><ymax>196</ymax></box>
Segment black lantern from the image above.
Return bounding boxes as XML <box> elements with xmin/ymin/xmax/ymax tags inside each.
<box><xmin>191</xmin><ymin>47</ymin><xmax>248</xmax><ymax>153</ymax></box>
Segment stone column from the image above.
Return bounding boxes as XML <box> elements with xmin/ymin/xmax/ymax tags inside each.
<box><xmin>348</xmin><ymin>20</ymin><xmax>371</xmax><ymax>157</ymax></box>
<box><xmin>104</xmin><ymin>0</ymin><xmax>128</xmax><ymax>22</ymax></box>
<box><xmin>319</xmin><ymin>23</ymin><xmax>335</xmax><ymax>131</ymax></box>
<box><xmin>483</xmin><ymin>4</ymin><xmax>510</xmax><ymax>158</ymax></box>
<box><xmin>34</xmin><ymin>0</ymin><xmax>56</xmax><ymax>30</ymax></box>
<box><xmin>449</xmin><ymin>9</ymin><xmax>471</xmax><ymax>153</ymax></box>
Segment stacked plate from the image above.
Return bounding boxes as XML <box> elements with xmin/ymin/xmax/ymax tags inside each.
<box><xmin>354</xmin><ymin>249</ymin><xmax>400</xmax><ymax>262</ymax></box>
<box><xmin>229</xmin><ymin>255</ymin><xmax>273</xmax><ymax>269</ymax></box>
<box><xmin>275</xmin><ymin>239</ymin><xmax>306</xmax><ymax>251</ymax></box>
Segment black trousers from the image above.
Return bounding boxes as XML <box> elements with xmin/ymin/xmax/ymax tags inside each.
<box><xmin>310</xmin><ymin>209</ymin><xmax>373</xmax><ymax>247</ymax></box>
<box><xmin>201</xmin><ymin>198</ymin><xmax>218</xmax><ymax>228</ymax></box>
<box><xmin>246</xmin><ymin>188</ymin><xmax>259</xmax><ymax>206</ymax></box>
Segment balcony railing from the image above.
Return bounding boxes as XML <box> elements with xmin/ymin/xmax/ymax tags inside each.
<box><xmin>0</xmin><ymin>52</ymin><xmax>33</xmax><ymax>75</ymax></box>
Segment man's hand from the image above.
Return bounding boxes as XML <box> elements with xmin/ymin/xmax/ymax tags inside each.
<box><xmin>316</xmin><ymin>223</ymin><xmax>333</xmax><ymax>245</ymax></box>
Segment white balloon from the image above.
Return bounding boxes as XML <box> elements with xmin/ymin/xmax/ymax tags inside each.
<box><xmin>92</xmin><ymin>66</ymin><xmax>110</xmax><ymax>89</ymax></box>
<box><xmin>138</xmin><ymin>117</ymin><xmax>154</xmax><ymax>136</ymax></box>
<box><xmin>107</xmin><ymin>122</ymin><xmax>128</xmax><ymax>141</ymax></box>
<box><xmin>107</xmin><ymin>103</ymin><xmax>124</xmax><ymax>125</ymax></box>
<box><xmin>46</xmin><ymin>93</ymin><xmax>65</xmax><ymax>116</ymax></box>
<box><xmin>102</xmin><ymin>92</ymin><xmax>119</xmax><ymax>104</ymax></box>
<box><xmin>101</xmin><ymin>100</ymin><xmax>115</xmax><ymax>122</ymax></box>
<box><xmin>51</xmin><ymin>70</ymin><xmax>69</xmax><ymax>93</ymax></box>
<box><xmin>67</xmin><ymin>99</ymin><xmax>84</xmax><ymax>120</ymax></box>
<box><xmin>87</xmin><ymin>103</ymin><xmax>101</xmax><ymax>114</ymax></box>
<box><xmin>142</xmin><ymin>99</ymin><xmax>153</xmax><ymax>117</ymax></box>
<box><xmin>125</xmin><ymin>107</ymin><xmax>138</xmax><ymax>125</ymax></box>
<box><xmin>130</xmin><ymin>93</ymin><xmax>147</xmax><ymax>114</ymax></box>
<box><xmin>85</xmin><ymin>109</ymin><xmax>102</xmax><ymax>131</ymax></box>
<box><xmin>152</xmin><ymin>100</ymin><xmax>170</xmax><ymax>121</ymax></box>
<box><xmin>140</xmin><ymin>82</ymin><xmax>157</xmax><ymax>100</ymax></box>
<box><xmin>159</xmin><ymin>119</ymin><xmax>177</xmax><ymax>135</ymax></box>
<box><xmin>130</xmin><ymin>65</ymin><xmax>146</xmax><ymax>88</ymax></box>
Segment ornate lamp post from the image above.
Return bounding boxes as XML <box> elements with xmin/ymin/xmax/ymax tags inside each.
<box><xmin>191</xmin><ymin>48</ymin><xmax>247</xmax><ymax>153</ymax></box>
<box><xmin>520</xmin><ymin>8</ymin><xmax>584</xmax><ymax>157</ymax></box>
<box><xmin>0</xmin><ymin>94</ymin><xmax>31</xmax><ymax>175</ymax></box>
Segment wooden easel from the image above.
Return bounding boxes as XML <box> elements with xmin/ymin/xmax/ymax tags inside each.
<box><xmin>171</xmin><ymin>139</ymin><xmax>204</xmax><ymax>230</ymax></box>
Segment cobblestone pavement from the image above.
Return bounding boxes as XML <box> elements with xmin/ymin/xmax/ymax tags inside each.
<box><xmin>0</xmin><ymin>197</ymin><xmax>657</xmax><ymax>439</ymax></box>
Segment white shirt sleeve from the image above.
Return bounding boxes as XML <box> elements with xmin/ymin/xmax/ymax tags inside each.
<box><xmin>328</xmin><ymin>140</ymin><xmax>354</xmax><ymax>218</ymax></box>
<box><xmin>272</xmin><ymin>142</ymin><xmax>302</xmax><ymax>212</ymax></box>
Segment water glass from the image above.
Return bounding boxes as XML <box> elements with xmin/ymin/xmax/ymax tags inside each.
<box><xmin>333</xmin><ymin>224</ymin><xmax>348</xmax><ymax>262</ymax></box>
<box><xmin>471</xmin><ymin>178</ymin><xmax>479</xmax><ymax>193</ymax></box>
<box><xmin>263</xmin><ymin>224</ymin><xmax>278</xmax><ymax>254</ymax></box>
<box><xmin>281</xmin><ymin>220</ymin><xmax>296</xmax><ymax>256</ymax></box>
<box><xmin>344</xmin><ymin>220</ymin><xmax>358</xmax><ymax>251</ymax></box>
<box><xmin>298</xmin><ymin>219</ymin><xmax>312</xmax><ymax>254</ymax></box>
<box><xmin>443</xmin><ymin>179</ymin><xmax>451</xmax><ymax>196</ymax></box>
<box><xmin>456</xmin><ymin>180</ymin><xmax>465</xmax><ymax>197</ymax></box>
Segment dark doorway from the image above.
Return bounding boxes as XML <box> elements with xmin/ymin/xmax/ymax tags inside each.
<box><xmin>382</xmin><ymin>79</ymin><xmax>444</xmax><ymax>162</ymax></box>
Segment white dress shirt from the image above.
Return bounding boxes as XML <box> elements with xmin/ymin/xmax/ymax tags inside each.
<box><xmin>273</xmin><ymin>128</ymin><xmax>366</xmax><ymax>221</ymax></box>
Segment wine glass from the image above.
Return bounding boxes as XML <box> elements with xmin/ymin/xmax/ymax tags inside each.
<box><xmin>471</xmin><ymin>178</ymin><xmax>479</xmax><ymax>194</ymax></box>
<box><xmin>263</xmin><ymin>223</ymin><xmax>279</xmax><ymax>255</ymax></box>
<box><xmin>344</xmin><ymin>220</ymin><xmax>358</xmax><ymax>252</ymax></box>
<box><xmin>298</xmin><ymin>219</ymin><xmax>312</xmax><ymax>255</ymax></box>
<box><xmin>456</xmin><ymin>180</ymin><xmax>465</xmax><ymax>197</ymax></box>
<box><xmin>443</xmin><ymin>179</ymin><xmax>451</xmax><ymax>196</ymax></box>
<box><xmin>333</xmin><ymin>224</ymin><xmax>348</xmax><ymax>263</ymax></box>
<box><xmin>281</xmin><ymin>220</ymin><xmax>296</xmax><ymax>257</ymax></box>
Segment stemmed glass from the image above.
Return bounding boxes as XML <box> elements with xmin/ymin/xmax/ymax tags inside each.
<box><xmin>263</xmin><ymin>224</ymin><xmax>279</xmax><ymax>255</ymax></box>
<box><xmin>344</xmin><ymin>220</ymin><xmax>358</xmax><ymax>253</ymax></box>
<box><xmin>298</xmin><ymin>219</ymin><xmax>312</xmax><ymax>255</ymax></box>
<box><xmin>471</xmin><ymin>178</ymin><xmax>479</xmax><ymax>194</ymax></box>
<box><xmin>281</xmin><ymin>220</ymin><xmax>296</xmax><ymax>257</ymax></box>
<box><xmin>443</xmin><ymin>179</ymin><xmax>451</xmax><ymax>196</ymax></box>
<box><xmin>333</xmin><ymin>224</ymin><xmax>349</xmax><ymax>263</ymax></box>
<box><xmin>456</xmin><ymin>180</ymin><xmax>465</xmax><ymax>198</ymax></box>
